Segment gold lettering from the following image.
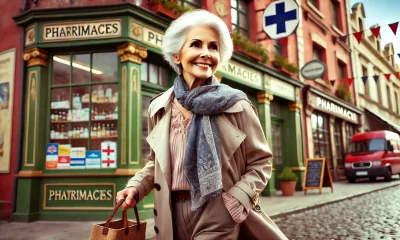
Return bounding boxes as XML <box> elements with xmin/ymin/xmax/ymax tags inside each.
<box><xmin>87</xmin><ymin>190</ymin><xmax>93</xmax><ymax>200</ymax></box>
<box><xmin>67</xmin><ymin>190</ymin><xmax>72</xmax><ymax>200</ymax></box>
<box><xmin>106</xmin><ymin>190</ymin><xmax>112</xmax><ymax>200</ymax></box>
<box><xmin>100</xmin><ymin>190</ymin><xmax>107</xmax><ymax>200</ymax></box>
<box><xmin>93</xmin><ymin>190</ymin><xmax>100</xmax><ymax>200</ymax></box>
<box><xmin>79</xmin><ymin>190</ymin><xmax>87</xmax><ymax>200</ymax></box>
<box><xmin>55</xmin><ymin>190</ymin><xmax>62</xmax><ymax>200</ymax></box>
<box><xmin>61</xmin><ymin>191</ymin><xmax>67</xmax><ymax>200</ymax></box>
<box><xmin>49</xmin><ymin>190</ymin><xmax>55</xmax><ymax>200</ymax></box>
<box><xmin>71</xmin><ymin>190</ymin><xmax>77</xmax><ymax>200</ymax></box>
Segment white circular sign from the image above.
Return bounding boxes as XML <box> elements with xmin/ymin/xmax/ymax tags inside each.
<box><xmin>262</xmin><ymin>0</ymin><xmax>300</xmax><ymax>40</ymax></box>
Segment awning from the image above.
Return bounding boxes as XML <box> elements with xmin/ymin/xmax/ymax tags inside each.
<box><xmin>365</xmin><ymin>109</ymin><xmax>400</xmax><ymax>132</ymax></box>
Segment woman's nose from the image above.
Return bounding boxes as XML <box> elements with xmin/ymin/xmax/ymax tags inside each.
<box><xmin>200</xmin><ymin>50</ymin><xmax>210</xmax><ymax>59</ymax></box>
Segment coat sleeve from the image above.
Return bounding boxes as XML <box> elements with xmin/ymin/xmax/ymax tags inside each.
<box><xmin>125</xmin><ymin>110</ymin><xmax>156</xmax><ymax>202</ymax></box>
<box><xmin>227</xmin><ymin>101</ymin><xmax>273</xmax><ymax>213</ymax></box>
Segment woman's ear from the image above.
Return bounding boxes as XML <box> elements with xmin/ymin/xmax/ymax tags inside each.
<box><xmin>173</xmin><ymin>54</ymin><xmax>181</xmax><ymax>64</ymax></box>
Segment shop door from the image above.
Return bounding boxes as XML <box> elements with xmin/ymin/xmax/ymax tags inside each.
<box><xmin>272</xmin><ymin>120</ymin><xmax>284</xmax><ymax>189</ymax></box>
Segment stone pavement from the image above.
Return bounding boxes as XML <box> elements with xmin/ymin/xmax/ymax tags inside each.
<box><xmin>0</xmin><ymin>176</ymin><xmax>399</xmax><ymax>240</ymax></box>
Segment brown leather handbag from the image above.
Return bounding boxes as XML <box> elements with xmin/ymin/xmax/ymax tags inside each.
<box><xmin>89</xmin><ymin>197</ymin><xmax>146</xmax><ymax>240</ymax></box>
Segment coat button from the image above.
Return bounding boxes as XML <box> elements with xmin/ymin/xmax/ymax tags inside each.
<box><xmin>153</xmin><ymin>208</ymin><xmax>157</xmax><ymax>216</ymax></box>
<box><xmin>154</xmin><ymin>183</ymin><xmax>161</xmax><ymax>191</ymax></box>
<box><xmin>154</xmin><ymin>226</ymin><xmax>159</xmax><ymax>234</ymax></box>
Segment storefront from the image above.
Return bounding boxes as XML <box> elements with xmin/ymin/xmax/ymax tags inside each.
<box><xmin>13</xmin><ymin>3</ymin><xmax>305</xmax><ymax>222</ymax></box>
<box><xmin>303</xmin><ymin>86</ymin><xmax>362</xmax><ymax>180</ymax></box>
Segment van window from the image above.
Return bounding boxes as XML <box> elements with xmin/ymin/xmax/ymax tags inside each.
<box><xmin>349</xmin><ymin>139</ymin><xmax>386</xmax><ymax>153</ymax></box>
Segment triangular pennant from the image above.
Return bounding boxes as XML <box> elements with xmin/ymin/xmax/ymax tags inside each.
<box><xmin>330</xmin><ymin>80</ymin><xmax>335</xmax><ymax>87</ymax></box>
<box><xmin>280</xmin><ymin>37</ymin><xmax>288</xmax><ymax>45</ymax></box>
<box><xmin>339</xmin><ymin>35</ymin><xmax>348</xmax><ymax>42</ymax></box>
<box><xmin>389</xmin><ymin>22</ymin><xmax>399</xmax><ymax>35</ymax></box>
<box><xmin>384</xmin><ymin>73</ymin><xmax>391</xmax><ymax>81</ymax></box>
<box><xmin>347</xmin><ymin>78</ymin><xmax>354</xmax><ymax>86</ymax></box>
<box><xmin>361</xmin><ymin>76</ymin><xmax>368</xmax><ymax>84</ymax></box>
<box><xmin>370</xmin><ymin>26</ymin><xmax>381</xmax><ymax>39</ymax></box>
<box><xmin>394</xmin><ymin>72</ymin><xmax>400</xmax><ymax>79</ymax></box>
<box><xmin>373</xmin><ymin>75</ymin><xmax>380</xmax><ymax>82</ymax></box>
<box><xmin>353</xmin><ymin>31</ymin><xmax>363</xmax><ymax>43</ymax></box>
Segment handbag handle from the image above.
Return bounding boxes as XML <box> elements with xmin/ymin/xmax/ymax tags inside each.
<box><xmin>102</xmin><ymin>194</ymin><xmax>141</xmax><ymax>235</ymax></box>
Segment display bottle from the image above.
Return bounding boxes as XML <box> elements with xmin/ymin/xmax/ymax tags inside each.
<box><xmin>60</xmin><ymin>125</ymin><xmax>65</xmax><ymax>139</ymax></box>
<box><xmin>97</xmin><ymin>123</ymin><xmax>102</xmax><ymax>138</ymax></box>
<box><xmin>73</xmin><ymin>128</ymin><xmax>77</xmax><ymax>138</ymax></box>
<box><xmin>98</xmin><ymin>86</ymin><xmax>105</xmax><ymax>103</ymax></box>
<box><xmin>106</xmin><ymin>124</ymin><xmax>110</xmax><ymax>137</ymax></box>
<box><xmin>91</xmin><ymin>126</ymin><xmax>95</xmax><ymax>138</ymax></box>
<box><xmin>62</xmin><ymin>112</ymin><xmax>67</xmax><ymax>121</ymax></box>
<box><xmin>102</xmin><ymin>124</ymin><xmax>106</xmax><ymax>137</ymax></box>
<box><xmin>80</xmin><ymin>127</ymin><xmax>84</xmax><ymax>138</ymax></box>
<box><xmin>91</xmin><ymin>108</ymin><xmax>95</xmax><ymax>120</ymax></box>
<box><xmin>84</xmin><ymin>128</ymin><xmax>89</xmax><ymax>138</ymax></box>
<box><xmin>67</xmin><ymin>110</ymin><xmax>72</xmax><ymax>122</ymax></box>
<box><xmin>51</xmin><ymin>112</ymin><xmax>55</xmax><ymax>122</ymax></box>
<box><xmin>50</xmin><ymin>126</ymin><xmax>55</xmax><ymax>139</ymax></box>
<box><xmin>68</xmin><ymin>129</ymin><xmax>72</xmax><ymax>139</ymax></box>
<box><xmin>101</xmin><ymin>109</ymin><xmax>106</xmax><ymax>120</ymax></box>
<box><xmin>94</xmin><ymin>108</ymin><xmax>99</xmax><ymax>120</ymax></box>
<box><xmin>55</xmin><ymin>111</ymin><xmax>59</xmax><ymax>122</ymax></box>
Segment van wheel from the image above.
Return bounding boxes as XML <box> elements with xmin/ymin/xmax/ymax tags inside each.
<box><xmin>369</xmin><ymin>177</ymin><xmax>377</xmax><ymax>182</ymax></box>
<box><xmin>384</xmin><ymin>168</ymin><xmax>392</xmax><ymax>182</ymax></box>
<box><xmin>347</xmin><ymin>177</ymin><xmax>356</xmax><ymax>183</ymax></box>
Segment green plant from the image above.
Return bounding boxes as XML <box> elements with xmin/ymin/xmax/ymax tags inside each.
<box><xmin>272</xmin><ymin>54</ymin><xmax>299</xmax><ymax>73</ymax></box>
<box><xmin>277</xmin><ymin>167</ymin><xmax>299</xmax><ymax>182</ymax></box>
<box><xmin>335</xmin><ymin>82</ymin><xmax>352</xmax><ymax>103</ymax></box>
<box><xmin>152</xmin><ymin>0</ymin><xmax>193</xmax><ymax>16</ymax></box>
<box><xmin>231</xmin><ymin>32</ymin><xmax>269</xmax><ymax>63</ymax></box>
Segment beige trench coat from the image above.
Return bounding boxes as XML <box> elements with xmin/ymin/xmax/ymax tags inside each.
<box><xmin>127</xmin><ymin>87</ymin><xmax>287</xmax><ymax>240</ymax></box>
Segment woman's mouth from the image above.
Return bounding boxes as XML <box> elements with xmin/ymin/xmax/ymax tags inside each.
<box><xmin>194</xmin><ymin>63</ymin><xmax>212</xmax><ymax>68</ymax></box>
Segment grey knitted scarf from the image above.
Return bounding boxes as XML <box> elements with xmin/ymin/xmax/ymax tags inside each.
<box><xmin>173</xmin><ymin>75</ymin><xmax>248</xmax><ymax>210</ymax></box>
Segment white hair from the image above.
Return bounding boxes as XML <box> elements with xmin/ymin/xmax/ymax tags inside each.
<box><xmin>162</xmin><ymin>9</ymin><xmax>233</xmax><ymax>75</ymax></box>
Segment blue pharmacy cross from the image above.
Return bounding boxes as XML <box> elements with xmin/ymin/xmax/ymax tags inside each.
<box><xmin>264</xmin><ymin>2</ymin><xmax>297</xmax><ymax>34</ymax></box>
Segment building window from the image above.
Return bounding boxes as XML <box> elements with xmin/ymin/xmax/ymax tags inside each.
<box><xmin>331</xmin><ymin>0</ymin><xmax>340</xmax><ymax>29</ymax></box>
<box><xmin>313</xmin><ymin>44</ymin><xmax>327</xmax><ymax>80</ymax></box>
<box><xmin>334</xmin><ymin>118</ymin><xmax>344</xmax><ymax>168</ymax></box>
<box><xmin>358</xmin><ymin>18</ymin><xmax>363</xmax><ymax>31</ymax></box>
<box><xmin>271</xmin><ymin>123</ymin><xmax>283</xmax><ymax>165</ymax></box>
<box><xmin>231</xmin><ymin>0</ymin><xmax>249</xmax><ymax>37</ymax></box>
<box><xmin>312</xmin><ymin>112</ymin><xmax>332</xmax><ymax>168</ymax></box>
<box><xmin>141</xmin><ymin>61</ymin><xmax>169</xmax><ymax>87</ymax></box>
<box><xmin>273</xmin><ymin>40</ymin><xmax>282</xmax><ymax>56</ymax></box>
<box><xmin>337</xmin><ymin>61</ymin><xmax>346</xmax><ymax>81</ymax></box>
<box><xmin>377</xmin><ymin>40</ymin><xmax>380</xmax><ymax>51</ymax></box>
<box><xmin>178</xmin><ymin>0</ymin><xmax>201</xmax><ymax>8</ymax></box>
<box><xmin>387</xmin><ymin>85</ymin><xmax>392</xmax><ymax>110</ymax></box>
<box><xmin>309</xmin><ymin>0</ymin><xmax>318</xmax><ymax>9</ymax></box>
<box><xmin>345</xmin><ymin>123</ymin><xmax>356</xmax><ymax>152</ymax></box>
<box><xmin>362</xmin><ymin>66</ymin><xmax>369</xmax><ymax>95</ymax></box>
<box><xmin>50</xmin><ymin>52</ymin><xmax>119</xmax><ymax>170</ymax></box>
<box><xmin>395</xmin><ymin>91</ymin><xmax>399</xmax><ymax>114</ymax></box>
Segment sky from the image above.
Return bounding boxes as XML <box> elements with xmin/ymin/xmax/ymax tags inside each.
<box><xmin>349</xmin><ymin>0</ymin><xmax>400</xmax><ymax>64</ymax></box>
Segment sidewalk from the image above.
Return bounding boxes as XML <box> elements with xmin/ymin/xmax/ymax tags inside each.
<box><xmin>0</xmin><ymin>176</ymin><xmax>399</xmax><ymax>240</ymax></box>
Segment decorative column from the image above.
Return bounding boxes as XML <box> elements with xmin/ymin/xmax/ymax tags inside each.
<box><xmin>288</xmin><ymin>101</ymin><xmax>305</xmax><ymax>190</ymax></box>
<box><xmin>115</xmin><ymin>42</ymin><xmax>147</xmax><ymax>176</ymax></box>
<box><xmin>305</xmin><ymin>106</ymin><xmax>314</xmax><ymax>159</ymax></box>
<box><xmin>329</xmin><ymin>116</ymin><xmax>337</xmax><ymax>180</ymax></box>
<box><xmin>14</xmin><ymin>48</ymin><xmax>48</xmax><ymax>222</ymax></box>
<box><xmin>256</xmin><ymin>91</ymin><xmax>276</xmax><ymax>196</ymax></box>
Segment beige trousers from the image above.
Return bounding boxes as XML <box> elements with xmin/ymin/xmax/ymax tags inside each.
<box><xmin>171</xmin><ymin>193</ymin><xmax>240</xmax><ymax>240</ymax></box>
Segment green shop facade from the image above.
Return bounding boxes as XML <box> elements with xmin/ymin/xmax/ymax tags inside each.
<box><xmin>13</xmin><ymin>4</ymin><xmax>305</xmax><ymax>222</ymax></box>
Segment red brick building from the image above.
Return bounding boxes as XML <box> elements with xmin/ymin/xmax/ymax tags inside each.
<box><xmin>299</xmin><ymin>0</ymin><xmax>361</xmax><ymax>180</ymax></box>
<box><xmin>2</xmin><ymin>0</ymin><xmax>305</xmax><ymax>222</ymax></box>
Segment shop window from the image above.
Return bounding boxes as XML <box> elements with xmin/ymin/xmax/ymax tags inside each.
<box><xmin>311</xmin><ymin>112</ymin><xmax>332</xmax><ymax>167</ymax></box>
<box><xmin>334</xmin><ymin>118</ymin><xmax>344</xmax><ymax>168</ymax></box>
<box><xmin>231</xmin><ymin>0</ymin><xmax>249</xmax><ymax>37</ymax></box>
<box><xmin>337</xmin><ymin>60</ymin><xmax>346</xmax><ymax>81</ymax></box>
<box><xmin>142</xmin><ymin>96</ymin><xmax>152</xmax><ymax>158</ymax></box>
<box><xmin>362</xmin><ymin>66</ymin><xmax>369</xmax><ymax>96</ymax></box>
<box><xmin>49</xmin><ymin>52</ymin><xmax>119</xmax><ymax>170</ymax></box>
<box><xmin>345</xmin><ymin>122</ymin><xmax>356</xmax><ymax>152</ymax></box>
<box><xmin>387</xmin><ymin>85</ymin><xmax>392</xmax><ymax>110</ymax></box>
<box><xmin>178</xmin><ymin>0</ymin><xmax>201</xmax><ymax>8</ymax></box>
<box><xmin>271</xmin><ymin>123</ymin><xmax>283</xmax><ymax>165</ymax></box>
<box><xmin>313</xmin><ymin>44</ymin><xmax>327</xmax><ymax>80</ymax></box>
<box><xmin>358</xmin><ymin>18</ymin><xmax>363</xmax><ymax>31</ymax></box>
<box><xmin>331</xmin><ymin>0</ymin><xmax>340</xmax><ymax>29</ymax></box>
<box><xmin>395</xmin><ymin>91</ymin><xmax>399</xmax><ymax>114</ymax></box>
<box><xmin>141</xmin><ymin>61</ymin><xmax>169</xmax><ymax>87</ymax></box>
<box><xmin>309</xmin><ymin>0</ymin><xmax>319</xmax><ymax>9</ymax></box>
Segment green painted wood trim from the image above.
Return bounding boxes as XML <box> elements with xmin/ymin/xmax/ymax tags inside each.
<box><xmin>262</xmin><ymin>172</ymin><xmax>276</xmax><ymax>197</ymax></box>
<box><xmin>14</xmin><ymin>178</ymin><xmax>41</xmax><ymax>222</ymax></box>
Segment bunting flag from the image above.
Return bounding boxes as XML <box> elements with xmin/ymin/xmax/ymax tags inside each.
<box><xmin>280</xmin><ymin>37</ymin><xmax>288</xmax><ymax>45</ymax></box>
<box><xmin>347</xmin><ymin>78</ymin><xmax>354</xmax><ymax>86</ymax></box>
<box><xmin>370</xmin><ymin>26</ymin><xmax>381</xmax><ymax>39</ymax></box>
<box><xmin>384</xmin><ymin>73</ymin><xmax>391</xmax><ymax>81</ymax></box>
<box><xmin>394</xmin><ymin>72</ymin><xmax>400</xmax><ymax>79</ymax></box>
<box><xmin>361</xmin><ymin>76</ymin><xmax>368</xmax><ymax>84</ymax></box>
<box><xmin>339</xmin><ymin>35</ymin><xmax>347</xmax><ymax>42</ymax></box>
<box><xmin>389</xmin><ymin>22</ymin><xmax>399</xmax><ymax>35</ymax></box>
<box><xmin>330</xmin><ymin>80</ymin><xmax>335</xmax><ymax>87</ymax></box>
<box><xmin>353</xmin><ymin>31</ymin><xmax>363</xmax><ymax>43</ymax></box>
<box><xmin>373</xmin><ymin>75</ymin><xmax>380</xmax><ymax>82</ymax></box>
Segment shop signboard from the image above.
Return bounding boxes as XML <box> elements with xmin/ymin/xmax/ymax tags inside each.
<box><xmin>310</xmin><ymin>94</ymin><xmax>359</xmax><ymax>123</ymax></box>
<box><xmin>303</xmin><ymin>158</ymin><xmax>333</xmax><ymax>195</ymax></box>
<box><xmin>43</xmin><ymin>183</ymin><xmax>116</xmax><ymax>210</ymax></box>
<box><xmin>301</xmin><ymin>60</ymin><xmax>326</xmax><ymax>80</ymax></box>
<box><xmin>266</xmin><ymin>77</ymin><xmax>295</xmax><ymax>101</ymax></box>
<box><xmin>218</xmin><ymin>61</ymin><xmax>263</xmax><ymax>89</ymax></box>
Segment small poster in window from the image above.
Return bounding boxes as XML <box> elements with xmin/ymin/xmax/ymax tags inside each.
<box><xmin>46</xmin><ymin>143</ymin><xmax>59</xmax><ymax>169</ymax></box>
<box><xmin>86</xmin><ymin>150</ymin><xmax>101</xmax><ymax>169</ymax></box>
<box><xmin>70</xmin><ymin>147</ymin><xmax>86</xmax><ymax>169</ymax></box>
<box><xmin>101</xmin><ymin>141</ymin><xmax>116</xmax><ymax>168</ymax></box>
<box><xmin>58</xmin><ymin>144</ymin><xmax>71</xmax><ymax>169</ymax></box>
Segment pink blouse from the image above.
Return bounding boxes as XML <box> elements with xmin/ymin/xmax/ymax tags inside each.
<box><xmin>169</xmin><ymin>102</ymin><xmax>249</xmax><ymax>223</ymax></box>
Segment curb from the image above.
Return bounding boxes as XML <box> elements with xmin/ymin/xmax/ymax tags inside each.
<box><xmin>269</xmin><ymin>182</ymin><xmax>400</xmax><ymax>219</ymax></box>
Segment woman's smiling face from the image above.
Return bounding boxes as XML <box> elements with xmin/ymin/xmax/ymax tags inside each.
<box><xmin>173</xmin><ymin>26</ymin><xmax>220</xmax><ymax>88</ymax></box>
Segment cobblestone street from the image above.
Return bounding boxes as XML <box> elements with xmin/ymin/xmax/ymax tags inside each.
<box><xmin>273</xmin><ymin>183</ymin><xmax>400</xmax><ymax>240</ymax></box>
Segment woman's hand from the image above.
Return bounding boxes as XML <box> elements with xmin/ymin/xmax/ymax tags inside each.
<box><xmin>116</xmin><ymin>187</ymin><xmax>139</xmax><ymax>210</ymax></box>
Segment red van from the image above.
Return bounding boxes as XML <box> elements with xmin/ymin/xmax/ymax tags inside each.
<box><xmin>344</xmin><ymin>130</ymin><xmax>400</xmax><ymax>183</ymax></box>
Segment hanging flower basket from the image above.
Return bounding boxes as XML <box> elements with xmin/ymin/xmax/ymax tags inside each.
<box><xmin>150</xmin><ymin>0</ymin><xmax>193</xmax><ymax>19</ymax></box>
<box><xmin>271</xmin><ymin>55</ymin><xmax>299</xmax><ymax>76</ymax></box>
<box><xmin>234</xmin><ymin>45</ymin><xmax>262</xmax><ymax>62</ymax></box>
<box><xmin>151</xmin><ymin>3</ymin><xmax>178</xmax><ymax>19</ymax></box>
<box><xmin>231</xmin><ymin>32</ymin><xmax>269</xmax><ymax>64</ymax></box>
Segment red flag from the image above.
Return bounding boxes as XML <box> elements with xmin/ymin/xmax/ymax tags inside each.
<box><xmin>384</xmin><ymin>73</ymin><xmax>391</xmax><ymax>81</ymax></box>
<box><xmin>389</xmin><ymin>22</ymin><xmax>399</xmax><ymax>35</ymax></box>
<box><xmin>347</xmin><ymin>78</ymin><xmax>354</xmax><ymax>86</ymax></box>
<box><xmin>280</xmin><ymin>37</ymin><xmax>288</xmax><ymax>45</ymax></box>
<box><xmin>370</xmin><ymin>26</ymin><xmax>380</xmax><ymax>39</ymax></box>
<box><xmin>394</xmin><ymin>72</ymin><xmax>400</xmax><ymax>79</ymax></box>
<box><xmin>353</xmin><ymin>31</ymin><xmax>363</xmax><ymax>43</ymax></box>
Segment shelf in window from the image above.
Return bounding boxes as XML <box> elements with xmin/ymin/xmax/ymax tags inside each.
<box><xmin>82</xmin><ymin>102</ymin><xmax>118</xmax><ymax>105</ymax></box>
<box><xmin>91</xmin><ymin>136</ymin><xmax>118</xmax><ymax>140</ymax></box>
<box><xmin>50</xmin><ymin>138</ymin><xmax>89</xmax><ymax>140</ymax></box>
<box><xmin>51</xmin><ymin>108</ymin><xmax>69</xmax><ymax>111</ymax></box>
<box><xmin>51</xmin><ymin>119</ymin><xmax>118</xmax><ymax>124</ymax></box>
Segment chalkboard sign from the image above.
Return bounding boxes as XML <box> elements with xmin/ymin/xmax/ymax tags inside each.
<box><xmin>303</xmin><ymin>158</ymin><xmax>333</xmax><ymax>195</ymax></box>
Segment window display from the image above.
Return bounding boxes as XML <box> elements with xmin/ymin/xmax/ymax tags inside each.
<box><xmin>47</xmin><ymin>52</ymin><xmax>118</xmax><ymax>170</ymax></box>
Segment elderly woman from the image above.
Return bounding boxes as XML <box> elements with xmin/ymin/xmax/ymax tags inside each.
<box><xmin>116</xmin><ymin>9</ymin><xmax>287</xmax><ymax>240</ymax></box>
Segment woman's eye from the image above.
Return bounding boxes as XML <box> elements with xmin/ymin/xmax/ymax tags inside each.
<box><xmin>190</xmin><ymin>41</ymin><xmax>200</xmax><ymax>47</ymax></box>
<box><xmin>210</xmin><ymin>44</ymin><xmax>218</xmax><ymax>51</ymax></box>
